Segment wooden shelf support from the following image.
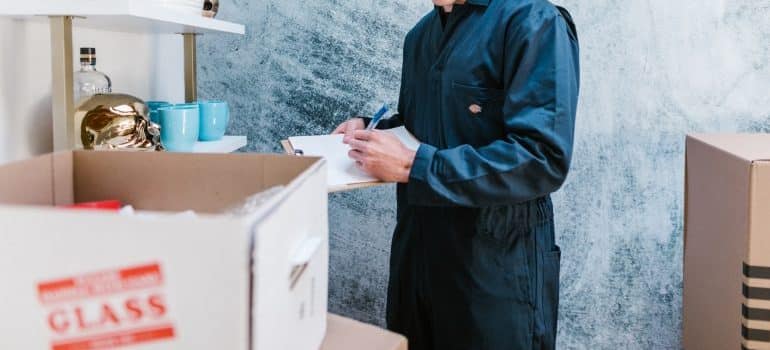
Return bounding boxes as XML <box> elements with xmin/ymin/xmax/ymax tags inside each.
<box><xmin>49</xmin><ymin>16</ymin><xmax>75</xmax><ymax>150</ymax></box>
<box><xmin>183</xmin><ymin>33</ymin><xmax>199</xmax><ymax>103</ymax></box>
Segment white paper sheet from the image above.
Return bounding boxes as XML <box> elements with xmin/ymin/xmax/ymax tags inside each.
<box><xmin>288</xmin><ymin>126</ymin><xmax>420</xmax><ymax>188</ymax></box>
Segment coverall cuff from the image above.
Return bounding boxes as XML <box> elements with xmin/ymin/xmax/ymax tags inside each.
<box><xmin>361</xmin><ymin>117</ymin><xmax>373</xmax><ymax>128</ymax></box>
<box><xmin>407</xmin><ymin>143</ymin><xmax>448</xmax><ymax>205</ymax></box>
<box><xmin>409</xmin><ymin>143</ymin><xmax>436</xmax><ymax>183</ymax></box>
<box><xmin>361</xmin><ymin>115</ymin><xmax>402</xmax><ymax>130</ymax></box>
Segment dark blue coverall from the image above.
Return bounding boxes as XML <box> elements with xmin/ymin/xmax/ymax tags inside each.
<box><xmin>365</xmin><ymin>0</ymin><xmax>579</xmax><ymax>348</ymax></box>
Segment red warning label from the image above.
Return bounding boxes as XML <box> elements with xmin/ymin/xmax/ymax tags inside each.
<box><xmin>50</xmin><ymin>325</ymin><xmax>174</xmax><ymax>350</ymax></box>
<box><xmin>37</xmin><ymin>263</ymin><xmax>175</xmax><ymax>350</ymax></box>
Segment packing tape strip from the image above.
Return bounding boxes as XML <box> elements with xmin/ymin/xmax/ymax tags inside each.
<box><xmin>745</xmin><ymin>304</ymin><xmax>770</xmax><ymax>321</ymax></box>
<box><xmin>745</xmin><ymin>284</ymin><xmax>770</xmax><ymax>300</ymax></box>
<box><xmin>746</xmin><ymin>263</ymin><xmax>770</xmax><ymax>280</ymax></box>
<box><xmin>743</xmin><ymin>324</ymin><xmax>770</xmax><ymax>342</ymax></box>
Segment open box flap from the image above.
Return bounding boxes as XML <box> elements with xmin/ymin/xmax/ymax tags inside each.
<box><xmin>0</xmin><ymin>152</ymin><xmax>75</xmax><ymax>207</ymax></box>
<box><xmin>688</xmin><ymin>134</ymin><xmax>770</xmax><ymax>163</ymax></box>
<box><xmin>69</xmin><ymin>151</ymin><xmax>321</xmax><ymax>213</ymax></box>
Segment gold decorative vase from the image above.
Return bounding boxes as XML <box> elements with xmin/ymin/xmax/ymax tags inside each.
<box><xmin>75</xmin><ymin>94</ymin><xmax>164</xmax><ymax>151</ymax></box>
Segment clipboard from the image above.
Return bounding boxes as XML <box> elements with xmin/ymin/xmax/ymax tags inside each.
<box><xmin>280</xmin><ymin>140</ymin><xmax>390</xmax><ymax>193</ymax></box>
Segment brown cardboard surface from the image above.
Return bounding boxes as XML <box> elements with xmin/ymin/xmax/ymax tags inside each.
<box><xmin>0</xmin><ymin>150</ymin><xmax>322</xmax><ymax>211</ymax></box>
<box><xmin>684</xmin><ymin>135</ymin><xmax>767</xmax><ymax>350</ymax></box>
<box><xmin>71</xmin><ymin>151</ymin><xmax>317</xmax><ymax>213</ymax></box>
<box><xmin>74</xmin><ymin>151</ymin><xmax>261</xmax><ymax>212</ymax></box>
<box><xmin>0</xmin><ymin>153</ymin><xmax>54</xmax><ymax>206</ymax></box>
<box><xmin>321</xmin><ymin>314</ymin><xmax>407</xmax><ymax>350</ymax></box>
<box><xmin>52</xmin><ymin>151</ymin><xmax>74</xmax><ymax>205</ymax></box>
<box><xmin>748</xmin><ymin>162</ymin><xmax>770</xmax><ymax>268</ymax></box>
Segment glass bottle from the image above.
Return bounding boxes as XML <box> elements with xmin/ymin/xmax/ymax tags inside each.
<box><xmin>74</xmin><ymin>47</ymin><xmax>112</xmax><ymax>104</ymax></box>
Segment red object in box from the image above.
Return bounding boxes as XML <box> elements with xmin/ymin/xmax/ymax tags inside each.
<box><xmin>63</xmin><ymin>200</ymin><xmax>122</xmax><ymax>211</ymax></box>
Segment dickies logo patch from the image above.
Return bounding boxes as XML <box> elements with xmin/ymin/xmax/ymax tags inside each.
<box><xmin>37</xmin><ymin>263</ymin><xmax>175</xmax><ymax>350</ymax></box>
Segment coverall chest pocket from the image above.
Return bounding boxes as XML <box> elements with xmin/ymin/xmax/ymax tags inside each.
<box><xmin>451</xmin><ymin>81</ymin><xmax>505</xmax><ymax>121</ymax></box>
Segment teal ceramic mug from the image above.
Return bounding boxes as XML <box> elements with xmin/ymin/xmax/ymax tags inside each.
<box><xmin>197</xmin><ymin>100</ymin><xmax>229</xmax><ymax>141</ymax></box>
<box><xmin>146</xmin><ymin>101</ymin><xmax>172</xmax><ymax>124</ymax></box>
<box><xmin>158</xmin><ymin>104</ymin><xmax>199</xmax><ymax>152</ymax></box>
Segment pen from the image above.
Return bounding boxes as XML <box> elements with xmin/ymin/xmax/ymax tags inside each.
<box><xmin>366</xmin><ymin>103</ymin><xmax>389</xmax><ymax>131</ymax></box>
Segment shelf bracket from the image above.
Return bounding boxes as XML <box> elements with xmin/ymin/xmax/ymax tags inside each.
<box><xmin>183</xmin><ymin>33</ymin><xmax>199</xmax><ymax>103</ymax></box>
<box><xmin>49</xmin><ymin>16</ymin><xmax>75</xmax><ymax>150</ymax></box>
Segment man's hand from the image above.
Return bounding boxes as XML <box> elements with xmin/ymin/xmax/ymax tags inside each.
<box><xmin>331</xmin><ymin>118</ymin><xmax>365</xmax><ymax>142</ymax></box>
<box><xmin>345</xmin><ymin>130</ymin><xmax>417</xmax><ymax>183</ymax></box>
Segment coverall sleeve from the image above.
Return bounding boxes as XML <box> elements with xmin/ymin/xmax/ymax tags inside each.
<box><xmin>407</xmin><ymin>12</ymin><xmax>580</xmax><ymax>207</ymax></box>
<box><xmin>362</xmin><ymin>112</ymin><xmax>403</xmax><ymax>130</ymax></box>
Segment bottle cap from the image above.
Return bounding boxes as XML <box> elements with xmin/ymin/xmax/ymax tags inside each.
<box><xmin>80</xmin><ymin>47</ymin><xmax>96</xmax><ymax>65</ymax></box>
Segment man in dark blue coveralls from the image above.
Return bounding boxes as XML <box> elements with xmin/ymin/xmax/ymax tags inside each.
<box><xmin>332</xmin><ymin>0</ymin><xmax>579</xmax><ymax>348</ymax></box>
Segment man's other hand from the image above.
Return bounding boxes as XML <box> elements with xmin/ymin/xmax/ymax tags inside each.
<box><xmin>331</xmin><ymin>118</ymin><xmax>366</xmax><ymax>143</ymax></box>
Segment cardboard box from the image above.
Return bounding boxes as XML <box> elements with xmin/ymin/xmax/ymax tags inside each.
<box><xmin>684</xmin><ymin>134</ymin><xmax>770</xmax><ymax>350</ymax></box>
<box><xmin>321</xmin><ymin>314</ymin><xmax>407</xmax><ymax>350</ymax></box>
<box><xmin>0</xmin><ymin>151</ymin><xmax>329</xmax><ymax>350</ymax></box>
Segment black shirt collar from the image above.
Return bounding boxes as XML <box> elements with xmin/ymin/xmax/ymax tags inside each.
<box><xmin>435</xmin><ymin>0</ymin><xmax>491</xmax><ymax>11</ymax></box>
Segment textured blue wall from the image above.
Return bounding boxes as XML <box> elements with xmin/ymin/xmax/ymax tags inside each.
<box><xmin>198</xmin><ymin>1</ymin><xmax>770</xmax><ymax>348</ymax></box>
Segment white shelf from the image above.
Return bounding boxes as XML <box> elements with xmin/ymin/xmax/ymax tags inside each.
<box><xmin>192</xmin><ymin>136</ymin><xmax>247</xmax><ymax>153</ymax></box>
<box><xmin>2</xmin><ymin>0</ymin><xmax>245</xmax><ymax>35</ymax></box>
